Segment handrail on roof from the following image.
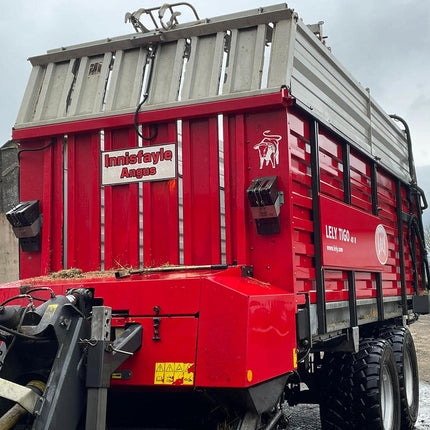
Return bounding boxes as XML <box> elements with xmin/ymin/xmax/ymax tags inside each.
<box><xmin>125</xmin><ymin>3</ymin><xmax>200</xmax><ymax>33</ymax></box>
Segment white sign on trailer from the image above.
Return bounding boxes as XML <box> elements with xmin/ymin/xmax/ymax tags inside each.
<box><xmin>101</xmin><ymin>143</ymin><xmax>177</xmax><ymax>186</ymax></box>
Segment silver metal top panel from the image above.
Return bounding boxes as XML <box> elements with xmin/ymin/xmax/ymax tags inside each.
<box><xmin>290</xmin><ymin>20</ymin><xmax>410</xmax><ymax>182</ymax></box>
<box><xmin>14</xmin><ymin>3</ymin><xmax>410</xmax><ymax>182</ymax></box>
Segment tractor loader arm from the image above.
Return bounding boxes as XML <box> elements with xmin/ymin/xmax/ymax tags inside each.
<box><xmin>0</xmin><ymin>290</ymin><xmax>142</xmax><ymax>430</ymax></box>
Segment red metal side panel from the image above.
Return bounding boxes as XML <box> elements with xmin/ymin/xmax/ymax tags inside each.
<box><xmin>224</xmin><ymin>114</ymin><xmax>249</xmax><ymax>265</ymax></box>
<box><xmin>288</xmin><ymin>110</ymin><xmax>315</xmax><ymax>296</ymax></box>
<box><xmin>112</xmin><ymin>316</ymin><xmax>198</xmax><ymax>387</ymax></box>
<box><xmin>67</xmin><ymin>132</ymin><xmax>101</xmax><ymax>271</ymax></box>
<box><xmin>377</xmin><ymin>169</ymin><xmax>401</xmax><ymax>296</ymax></box>
<box><xmin>324</xmin><ymin>270</ymin><xmax>348</xmax><ymax>302</ymax></box>
<box><xmin>41</xmin><ymin>142</ymin><xmax>64</xmax><ymax>273</ymax></box>
<box><xmin>104</xmin><ymin>127</ymin><xmax>139</xmax><ymax>269</ymax></box>
<box><xmin>196</xmin><ymin>275</ymin><xmax>297</xmax><ymax>388</ymax></box>
<box><xmin>319</xmin><ymin>129</ymin><xmax>344</xmax><ymax>201</ymax></box>
<box><xmin>350</xmin><ymin>150</ymin><xmax>372</xmax><ymax>213</ymax></box>
<box><xmin>142</xmin><ymin>122</ymin><xmax>179</xmax><ymax>267</ymax></box>
<box><xmin>182</xmin><ymin>117</ymin><xmax>221</xmax><ymax>265</ymax></box>
<box><xmin>356</xmin><ymin>272</ymin><xmax>377</xmax><ymax>299</ymax></box>
<box><xmin>242</xmin><ymin>109</ymin><xmax>294</xmax><ymax>291</ymax></box>
<box><xmin>19</xmin><ymin>138</ymin><xmax>63</xmax><ymax>278</ymax></box>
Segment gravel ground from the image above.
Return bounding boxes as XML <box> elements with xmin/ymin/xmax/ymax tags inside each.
<box><xmin>283</xmin><ymin>314</ymin><xmax>430</xmax><ymax>429</ymax></box>
<box><xmin>412</xmin><ymin>314</ymin><xmax>430</xmax><ymax>429</ymax></box>
<box><xmin>283</xmin><ymin>382</ymin><xmax>430</xmax><ymax>429</ymax></box>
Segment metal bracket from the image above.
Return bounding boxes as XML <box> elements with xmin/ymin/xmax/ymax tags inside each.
<box><xmin>241</xmin><ymin>266</ymin><xmax>254</xmax><ymax>277</ymax></box>
<box><xmin>85</xmin><ymin>306</ymin><xmax>143</xmax><ymax>430</ymax></box>
<box><xmin>413</xmin><ymin>294</ymin><xmax>430</xmax><ymax>314</ymax></box>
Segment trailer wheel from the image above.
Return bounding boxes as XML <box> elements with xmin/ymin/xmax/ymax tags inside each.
<box><xmin>319</xmin><ymin>351</ymin><xmax>354</xmax><ymax>430</ymax></box>
<box><xmin>353</xmin><ymin>338</ymin><xmax>401</xmax><ymax>430</ymax></box>
<box><xmin>380</xmin><ymin>326</ymin><xmax>419</xmax><ymax>429</ymax></box>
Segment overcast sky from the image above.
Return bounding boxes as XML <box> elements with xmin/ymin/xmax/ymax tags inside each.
<box><xmin>1</xmin><ymin>0</ymin><xmax>429</xmax><ymax>169</ymax></box>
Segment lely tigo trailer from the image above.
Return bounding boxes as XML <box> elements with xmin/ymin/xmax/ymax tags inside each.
<box><xmin>0</xmin><ymin>4</ymin><xmax>428</xmax><ymax>430</ymax></box>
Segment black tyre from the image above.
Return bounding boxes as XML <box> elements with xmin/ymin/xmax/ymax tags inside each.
<box><xmin>352</xmin><ymin>338</ymin><xmax>401</xmax><ymax>430</ymax></box>
<box><xmin>319</xmin><ymin>351</ymin><xmax>355</xmax><ymax>429</ymax></box>
<box><xmin>380</xmin><ymin>326</ymin><xmax>419</xmax><ymax>429</ymax></box>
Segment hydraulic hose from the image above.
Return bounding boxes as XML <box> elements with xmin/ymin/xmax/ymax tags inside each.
<box><xmin>17</xmin><ymin>138</ymin><xmax>56</xmax><ymax>162</ymax></box>
<box><xmin>133</xmin><ymin>45</ymin><xmax>159</xmax><ymax>141</ymax></box>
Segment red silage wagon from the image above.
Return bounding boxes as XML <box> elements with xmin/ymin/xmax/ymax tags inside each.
<box><xmin>0</xmin><ymin>4</ymin><xmax>428</xmax><ymax>430</ymax></box>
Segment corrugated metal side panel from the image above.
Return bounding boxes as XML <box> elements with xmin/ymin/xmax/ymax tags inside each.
<box><xmin>67</xmin><ymin>132</ymin><xmax>101</xmax><ymax>271</ymax></box>
<box><xmin>182</xmin><ymin>116</ymin><xmax>221</xmax><ymax>265</ymax></box>
<box><xmin>99</xmin><ymin>120</ymin><xmax>225</xmax><ymax>269</ymax></box>
<box><xmin>350</xmin><ymin>150</ymin><xmax>372</xmax><ymax>213</ymax></box>
<box><xmin>48</xmin><ymin>141</ymin><xmax>64</xmax><ymax>273</ymax></box>
<box><xmin>288</xmin><ymin>110</ymin><xmax>315</xmax><ymax>297</ymax></box>
<box><xmin>181</xmin><ymin>33</ymin><xmax>225</xmax><ymax>100</ymax></box>
<box><xmin>15</xmin><ymin>6</ymin><xmax>296</xmax><ymax>131</ymax></box>
<box><xmin>318</xmin><ymin>129</ymin><xmax>344</xmax><ymax>201</ymax></box>
<box><xmin>324</xmin><ymin>270</ymin><xmax>348</xmax><ymax>303</ymax></box>
<box><xmin>370</xmin><ymin>101</ymin><xmax>410</xmax><ymax>178</ymax></box>
<box><xmin>19</xmin><ymin>139</ymin><xmax>64</xmax><ymax>278</ymax></box>
<box><xmin>223</xmin><ymin>113</ymin><xmax>249</xmax><ymax>265</ymax></box>
<box><xmin>68</xmin><ymin>54</ymin><xmax>113</xmax><ymax>116</ymax></box>
<box><xmin>142</xmin><ymin>121</ymin><xmax>180</xmax><ymax>267</ymax></box>
<box><xmin>223</xmin><ymin>25</ymin><xmax>266</xmax><ymax>94</ymax></box>
<box><xmin>32</xmin><ymin>61</ymin><xmax>73</xmax><ymax>122</ymax></box>
<box><xmin>291</xmin><ymin>22</ymin><xmax>371</xmax><ymax>152</ymax></box>
<box><xmin>291</xmin><ymin>20</ymin><xmax>410</xmax><ymax>183</ymax></box>
<box><xmin>147</xmin><ymin>41</ymin><xmax>186</xmax><ymax>105</ymax></box>
<box><xmin>267</xmin><ymin>18</ymin><xmax>297</xmax><ymax>88</ymax></box>
<box><xmin>14</xmin><ymin>4</ymin><xmax>411</xmax><ymax>190</ymax></box>
<box><xmin>104</xmin><ymin>48</ymin><xmax>147</xmax><ymax>112</ymax></box>
<box><xmin>103</xmin><ymin>127</ymin><xmax>139</xmax><ymax>270</ymax></box>
<box><xmin>377</xmin><ymin>169</ymin><xmax>401</xmax><ymax>295</ymax></box>
<box><xmin>15</xmin><ymin>66</ymin><xmax>46</xmax><ymax>125</ymax></box>
<box><xmin>355</xmin><ymin>272</ymin><xmax>377</xmax><ymax>299</ymax></box>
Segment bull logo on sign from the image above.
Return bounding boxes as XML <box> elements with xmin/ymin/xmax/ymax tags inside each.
<box><xmin>253</xmin><ymin>130</ymin><xmax>282</xmax><ymax>169</ymax></box>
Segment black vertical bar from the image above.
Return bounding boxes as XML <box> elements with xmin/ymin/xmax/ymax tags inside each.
<box><xmin>396</xmin><ymin>180</ymin><xmax>408</xmax><ymax>315</ymax></box>
<box><xmin>375</xmin><ymin>272</ymin><xmax>384</xmax><ymax>321</ymax></box>
<box><xmin>310</xmin><ymin>119</ymin><xmax>326</xmax><ymax>335</ymax></box>
<box><xmin>343</xmin><ymin>143</ymin><xmax>357</xmax><ymax>327</ymax></box>
<box><xmin>343</xmin><ymin>142</ymin><xmax>351</xmax><ymax>205</ymax></box>
<box><xmin>408</xmin><ymin>190</ymin><xmax>419</xmax><ymax>294</ymax></box>
<box><xmin>371</xmin><ymin>162</ymin><xmax>384</xmax><ymax>321</ymax></box>
<box><xmin>370</xmin><ymin>161</ymin><xmax>378</xmax><ymax>216</ymax></box>
<box><xmin>348</xmin><ymin>271</ymin><xmax>358</xmax><ymax>327</ymax></box>
<box><xmin>413</xmin><ymin>189</ymin><xmax>428</xmax><ymax>288</ymax></box>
